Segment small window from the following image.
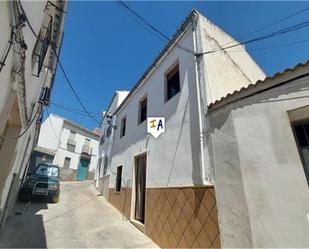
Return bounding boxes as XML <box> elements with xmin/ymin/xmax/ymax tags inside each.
<box><xmin>293</xmin><ymin>122</ymin><xmax>309</xmax><ymax>184</ymax></box>
<box><xmin>103</xmin><ymin>155</ymin><xmax>108</xmax><ymax>175</ymax></box>
<box><xmin>166</xmin><ymin>64</ymin><xmax>180</xmax><ymax>101</ymax></box>
<box><xmin>106</xmin><ymin>126</ymin><xmax>112</xmax><ymax>137</ymax></box>
<box><xmin>115</xmin><ymin>166</ymin><xmax>122</xmax><ymax>192</ymax></box>
<box><xmin>139</xmin><ymin>97</ymin><xmax>147</xmax><ymax>124</ymax></box>
<box><xmin>63</xmin><ymin>157</ymin><xmax>71</xmax><ymax>169</ymax></box>
<box><xmin>100</xmin><ymin>134</ymin><xmax>105</xmax><ymax>145</ymax></box>
<box><xmin>120</xmin><ymin>116</ymin><xmax>126</xmax><ymax>138</ymax></box>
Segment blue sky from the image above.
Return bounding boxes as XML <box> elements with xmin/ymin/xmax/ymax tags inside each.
<box><xmin>49</xmin><ymin>1</ymin><xmax>309</xmax><ymax>130</ymax></box>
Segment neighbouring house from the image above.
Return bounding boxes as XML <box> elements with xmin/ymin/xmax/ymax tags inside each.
<box><xmin>96</xmin><ymin>91</ymin><xmax>129</xmax><ymax>194</ymax></box>
<box><xmin>96</xmin><ymin>9</ymin><xmax>268</xmax><ymax>248</ymax></box>
<box><xmin>33</xmin><ymin>113</ymin><xmax>100</xmax><ymax>181</ymax></box>
<box><xmin>208</xmin><ymin>60</ymin><xmax>309</xmax><ymax>248</ymax></box>
<box><xmin>0</xmin><ymin>0</ymin><xmax>66</xmax><ymax>229</ymax></box>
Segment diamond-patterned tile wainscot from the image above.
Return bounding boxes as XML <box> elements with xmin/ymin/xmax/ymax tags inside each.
<box><xmin>145</xmin><ymin>187</ymin><xmax>220</xmax><ymax>249</ymax></box>
<box><xmin>108</xmin><ymin>188</ymin><xmax>131</xmax><ymax>219</ymax></box>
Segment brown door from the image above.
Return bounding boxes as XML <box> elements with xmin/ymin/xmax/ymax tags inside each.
<box><xmin>134</xmin><ymin>153</ymin><xmax>147</xmax><ymax>223</ymax></box>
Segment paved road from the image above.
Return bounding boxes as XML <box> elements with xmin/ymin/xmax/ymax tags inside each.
<box><xmin>0</xmin><ymin>181</ymin><xmax>158</xmax><ymax>248</ymax></box>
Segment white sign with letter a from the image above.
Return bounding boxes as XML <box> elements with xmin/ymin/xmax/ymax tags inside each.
<box><xmin>147</xmin><ymin>117</ymin><xmax>165</xmax><ymax>139</ymax></box>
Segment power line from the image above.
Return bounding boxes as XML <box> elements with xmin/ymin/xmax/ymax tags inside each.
<box><xmin>0</xmin><ymin>28</ymin><xmax>14</xmax><ymax>73</ymax></box>
<box><xmin>116</xmin><ymin>0</ymin><xmax>194</xmax><ymax>54</ymax></box>
<box><xmin>19</xmin><ymin>1</ymin><xmax>101</xmax><ymax>125</ymax></box>
<box><xmin>0</xmin><ymin>108</ymin><xmax>40</xmax><ymax>142</ymax></box>
<box><xmin>19</xmin><ymin>0</ymin><xmax>40</xmax><ymax>39</ymax></box>
<box><xmin>227</xmin><ymin>38</ymin><xmax>309</xmax><ymax>53</ymax></box>
<box><xmin>50</xmin><ymin>102</ymin><xmax>101</xmax><ymax>115</ymax></box>
<box><xmin>50</xmin><ymin>105</ymin><xmax>101</xmax><ymax>118</ymax></box>
<box><xmin>198</xmin><ymin>19</ymin><xmax>309</xmax><ymax>55</ymax></box>
<box><xmin>51</xmin><ymin>44</ymin><xmax>101</xmax><ymax>125</ymax></box>
<box><xmin>223</xmin><ymin>6</ymin><xmax>309</xmax><ymax>47</ymax></box>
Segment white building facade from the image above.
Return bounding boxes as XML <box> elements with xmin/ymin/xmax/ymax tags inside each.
<box><xmin>35</xmin><ymin>113</ymin><xmax>100</xmax><ymax>181</ymax></box>
<box><xmin>0</xmin><ymin>0</ymin><xmax>66</xmax><ymax>229</ymax></box>
<box><xmin>96</xmin><ymin>10</ymin><xmax>266</xmax><ymax>248</ymax></box>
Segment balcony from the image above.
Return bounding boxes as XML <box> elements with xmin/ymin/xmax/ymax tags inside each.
<box><xmin>82</xmin><ymin>145</ymin><xmax>92</xmax><ymax>155</ymax></box>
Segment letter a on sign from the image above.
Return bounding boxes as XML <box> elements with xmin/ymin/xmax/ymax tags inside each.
<box><xmin>147</xmin><ymin>117</ymin><xmax>165</xmax><ymax>138</ymax></box>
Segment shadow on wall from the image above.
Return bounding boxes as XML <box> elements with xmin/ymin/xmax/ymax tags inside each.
<box><xmin>0</xmin><ymin>199</ymin><xmax>48</xmax><ymax>248</ymax></box>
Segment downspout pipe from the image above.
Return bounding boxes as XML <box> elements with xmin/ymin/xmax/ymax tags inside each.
<box><xmin>192</xmin><ymin>13</ymin><xmax>212</xmax><ymax>186</ymax></box>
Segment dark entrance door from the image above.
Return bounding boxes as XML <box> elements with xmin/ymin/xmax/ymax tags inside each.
<box><xmin>134</xmin><ymin>153</ymin><xmax>147</xmax><ymax>223</ymax></box>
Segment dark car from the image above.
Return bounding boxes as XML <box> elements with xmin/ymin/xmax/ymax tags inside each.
<box><xmin>22</xmin><ymin>163</ymin><xmax>60</xmax><ymax>203</ymax></box>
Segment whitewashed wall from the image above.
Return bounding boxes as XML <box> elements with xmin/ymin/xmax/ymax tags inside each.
<box><xmin>54</xmin><ymin>124</ymin><xmax>99</xmax><ymax>172</ymax></box>
<box><xmin>108</xmin><ymin>25</ymin><xmax>199</xmax><ymax>189</ymax></box>
<box><xmin>38</xmin><ymin>114</ymin><xmax>99</xmax><ymax>173</ymax></box>
<box><xmin>209</xmin><ymin>69</ymin><xmax>309</xmax><ymax>247</ymax></box>
<box><xmin>37</xmin><ymin>114</ymin><xmax>63</xmax><ymax>150</ymax></box>
<box><xmin>197</xmin><ymin>14</ymin><xmax>266</xmax><ymax>106</ymax></box>
<box><xmin>0</xmin><ymin>0</ymin><xmax>67</xmax><ymax>221</ymax></box>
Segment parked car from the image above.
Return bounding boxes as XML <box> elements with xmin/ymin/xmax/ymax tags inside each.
<box><xmin>21</xmin><ymin>163</ymin><xmax>60</xmax><ymax>203</ymax></box>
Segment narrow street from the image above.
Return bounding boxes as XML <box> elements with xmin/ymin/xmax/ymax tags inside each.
<box><xmin>0</xmin><ymin>181</ymin><xmax>158</xmax><ymax>248</ymax></box>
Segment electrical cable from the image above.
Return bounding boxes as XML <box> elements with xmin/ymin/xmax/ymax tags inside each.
<box><xmin>50</xmin><ymin>102</ymin><xmax>101</xmax><ymax>115</ymax></box>
<box><xmin>226</xmin><ymin>38</ymin><xmax>309</xmax><ymax>53</ymax></box>
<box><xmin>50</xmin><ymin>106</ymin><xmax>101</xmax><ymax>118</ymax></box>
<box><xmin>117</xmin><ymin>0</ymin><xmax>194</xmax><ymax>54</ymax></box>
<box><xmin>18</xmin><ymin>0</ymin><xmax>40</xmax><ymax>39</ymax></box>
<box><xmin>50</xmin><ymin>43</ymin><xmax>101</xmax><ymax>125</ymax></box>
<box><xmin>198</xmin><ymin>19</ymin><xmax>309</xmax><ymax>55</ymax></box>
<box><xmin>0</xmin><ymin>28</ymin><xmax>14</xmax><ymax>73</ymax></box>
<box><xmin>0</xmin><ymin>107</ymin><xmax>40</xmax><ymax>142</ymax></box>
<box><xmin>19</xmin><ymin>1</ymin><xmax>101</xmax><ymax>125</ymax></box>
<box><xmin>222</xmin><ymin>6</ymin><xmax>309</xmax><ymax>47</ymax></box>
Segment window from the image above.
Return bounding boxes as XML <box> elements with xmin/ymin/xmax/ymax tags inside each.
<box><xmin>120</xmin><ymin>116</ymin><xmax>126</xmax><ymax>138</ymax></box>
<box><xmin>82</xmin><ymin>138</ymin><xmax>92</xmax><ymax>155</ymax></box>
<box><xmin>293</xmin><ymin>122</ymin><xmax>309</xmax><ymax>184</ymax></box>
<box><xmin>103</xmin><ymin>155</ymin><xmax>108</xmax><ymax>175</ymax></box>
<box><xmin>69</xmin><ymin>131</ymin><xmax>76</xmax><ymax>141</ymax></box>
<box><xmin>63</xmin><ymin>157</ymin><xmax>71</xmax><ymax>169</ymax></box>
<box><xmin>166</xmin><ymin>64</ymin><xmax>180</xmax><ymax>101</ymax></box>
<box><xmin>35</xmin><ymin>164</ymin><xmax>59</xmax><ymax>177</ymax></box>
<box><xmin>31</xmin><ymin>15</ymin><xmax>52</xmax><ymax>77</ymax></box>
<box><xmin>106</xmin><ymin>126</ymin><xmax>112</xmax><ymax>137</ymax></box>
<box><xmin>67</xmin><ymin>131</ymin><xmax>76</xmax><ymax>152</ymax></box>
<box><xmin>115</xmin><ymin>166</ymin><xmax>123</xmax><ymax>192</ymax></box>
<box><xmin>139</xmin><ymin>97</ymin><xmax>147</xmax><ymax>124</ymax></box>
<box><xmin>100</xmin><ymin>133</ymin><xmax>105</xmax><ymax>145</ymax></box>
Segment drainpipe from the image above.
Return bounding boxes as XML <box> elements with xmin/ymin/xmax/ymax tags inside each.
<box><xmin>192</xmin><ymin>13</ymin><xmax>212</xmax><ymax>186</ymax></box>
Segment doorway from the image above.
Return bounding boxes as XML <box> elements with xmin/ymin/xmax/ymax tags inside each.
<box><xmin>77</xmin><ymin>158</ymin><xmax>90</xmax><ymax>181</ymax></box>
<box><xmin>134</xmin><ymin>153</ymin><xmax>147</xmax><ymax>224</ymax></box>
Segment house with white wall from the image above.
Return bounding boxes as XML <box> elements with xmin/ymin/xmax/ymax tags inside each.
<box><xmin>34</xmin><ymin>113</ymin><xmax>100</xmax><ymax>181</ymax></box>
<box><xmin>0</xmin><ymin>0</ymin><xmax>66</xmax><ymax>229</ymax></box>
<box><xmin>96</xmin><ymin>91</ymin><xmax>129</xmax><ymax>193</ymax></box>
<box><xmin>207</xmin><ymin>60</ymin><xmax>309</xmax><ymax>248</ymax></box>
<box><xmin>96</xmin><ymin>9</ymin><xmax>266</xmax><ymax>248</ymax></box>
